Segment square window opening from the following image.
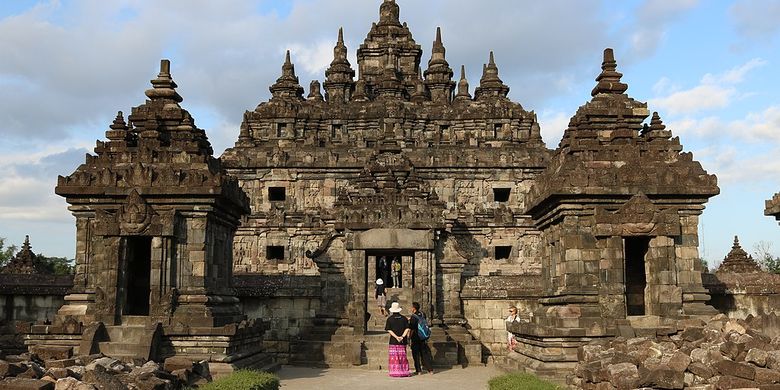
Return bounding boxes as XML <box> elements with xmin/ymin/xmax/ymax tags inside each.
<box><xmin>276</xmin><ymin>123</ymin><xmax>285</xmax><ymax>138</ymax></box>
<box><xmin>493</xmin><ymin>123</ymin><xmax>502</xmax><ymax>138</ymax></box>
<box><xmin>268</xmin><ymin>187</ymin><xmax>286</xmax><ymax>202</ymax></box>
<box><xmin>266</xmin><ymin>246</ymin><xmax>285</xmax><ymax>261</ymax></box>
<box><xmin>332</xmin><ymin>124</ymin><xmax>342</xmax><ymax>138</ymax></box>
<box><xmin>495</xmin><ymin>246</ymin><xmax>512</xmax><ymax>260</ymax></box>
<box><xmin>493</xmin><ymin>188</ymin><xmax>511</xmax><ymax>202</ymax></box>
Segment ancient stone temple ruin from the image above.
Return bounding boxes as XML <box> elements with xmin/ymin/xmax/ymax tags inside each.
<box><xmin>25</xmin><ymin>60</ymin><xmax>267</xmax><ymax>372</ymax></box>
<box><xmin>19</xmin><ymin>0</ymin><xmax>735</xmax><ymax>377</ymax></box>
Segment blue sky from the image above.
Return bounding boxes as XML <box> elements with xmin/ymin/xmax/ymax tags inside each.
<box><xmin>0</xmin><ymin>0</ymin><xmax>779</xmax><ymax>267</ymax></box>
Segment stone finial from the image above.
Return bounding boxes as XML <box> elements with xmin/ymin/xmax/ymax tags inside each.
<box><xmin>324</xmin><ymin>27</ymin><xmax>356</xmax><ymax>104</ymax></box>
<box><xmin>591</xmin><ymin>48</ymin><xmax>628</xmax><ymax>96</ymax></box>
<box><xmin>430</xmin><ymin>27</ymin><xmax>445</xmax><ymax>62</ymax></box>
<box><xmin>308</xmin><ymin>80</ymin><xmax>324</xmax><ymax>101</ymax></box>
<box><xmin>270</xmin><ymin>50</ymin><xmax>305</xmax><ymax>100</ymax></box>
<box><xmin>411</xmin><ymin>68</ymin><xmax>427</xmax><ymax>103</ymax></box>
<box><xmin>717</xmin><ymin>235</ymin><xmax>762</xmax><ymax>274</ymax></box>
<box><xmin>145</xmin><ymin>59</ymin><xmax>183</xmax><ymax>103</ymax></box>
<box><xmin>641</xmin><ymin>112</ymin><xmax>673</xmax><ymax>139</ymax></box>
<box><xmin>106</xmin><ymin>111</ymin><xmax>130</xmax><ymax>141</ymax></box>
<box><xmin>379</xmin><ymin>0</ymin><xmax>401</xmax><ymax>26</ymax></box>
<box><xmin>474</xmin><ymin>51</ymin><xmax>509</xmax><ymax>100</ymax></box>
<box><xmin>454</xmin><ymin>65</ymin><xmax>472</xmax><ymax>101</ymax></box>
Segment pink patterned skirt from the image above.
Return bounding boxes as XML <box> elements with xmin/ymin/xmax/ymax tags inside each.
<box><xmin>387</xmin><ymin>344</ymin><xmax>411</xmax><ymax>377</ymax></box>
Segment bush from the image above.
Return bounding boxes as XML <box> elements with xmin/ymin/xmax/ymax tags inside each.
<box><xmin>488</xmin><ymin>373</ymin><xmax>561</xmax><ymax>390</ymax></box>
<box><xmin>197</xmin><ymin>370</ymin><xmax>279</xmax><ymax>390</ymax></box>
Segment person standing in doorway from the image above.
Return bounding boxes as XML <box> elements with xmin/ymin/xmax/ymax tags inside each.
<box><xmin>409</xmin><ymin>302</ymin><xmax>434</xmax><ymax>375</ymax></box>
<box><xmin>391</xmin><ymin>257</ymin><xmax>401</xmax><ymax>288</ymax></box>
<box><xmin>506</xmin><ymin>306</ymin><xmax>520</xmax><ymax>352</ymax></box>
<box><xmin>376</xmin><ymin>278</ymin><xmax>387</xmax><ymax>316</ymax></box>
<box><xmin>379</xmin><ymin>256</ymin><xmax>390</xmax><ymax>287</ymax></box>
<box><xmin>385</xmin><ymin>302</ymin><xmax>411</xmax><ymax>377</ymax></box>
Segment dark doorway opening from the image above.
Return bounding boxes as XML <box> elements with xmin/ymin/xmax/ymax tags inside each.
<box><xmin>624</xmin><ymin>236</ymin><xmax>650</xmax><ymax>316</ymax></box>
<box><xmin>124</xmin><ymin>236</ymin><xmax>152</xmax><ymax>316</ymax></box>
<box><xmin>4</xmin><ymin>295</ymin><xmax>13</xmax><ymax>321</ymax></box>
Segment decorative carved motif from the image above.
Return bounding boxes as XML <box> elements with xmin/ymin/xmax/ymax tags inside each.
<box><xmin>119</xmin><ymin>189</ymin><xmax>153</xmax><ymax>235</ymax></box>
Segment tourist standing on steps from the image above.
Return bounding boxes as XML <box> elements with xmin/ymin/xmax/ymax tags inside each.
<box><xmin>391</xmin><ymin>257</ymin><xmax>401</xmax><ymax>288</ymax></box>
<box><xmin>506</xmin><ymin>306</ymin><xmax>520</xmax><ymax>352</ymax></box>
<box><xmin>376</xmin><ymin>278</ymin><xmax>387</xmax><ymax>316</ymax></box>
<box><xmin>409</xmin><ymin>302</ymin><xmax>434</xmax><ymax>375</ymax></box>
<box><xmin>385</xmin><ymin>302</ymin><xmax>411</xmax><ymax>377</ymax></box>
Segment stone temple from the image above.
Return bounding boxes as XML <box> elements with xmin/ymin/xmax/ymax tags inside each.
<box><xmin>16</xmin><ymin>0</ymin><xmax>743</xmax><ymax>379</ymax></box>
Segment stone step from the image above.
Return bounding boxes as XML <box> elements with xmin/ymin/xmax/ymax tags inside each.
<box><xmin>97</xmin><ymin>341</ymin><xmax>149</xmax><ymax>361</ymax></box>
<box><xmin>105</xmin><ymin>325</ymin><xmax>147</xmax><ymax>343</ymax></box>
<box><xmin>121</xmin><ymin>316</ymin><xmax>149</xmax><ymax>326</ymax></box>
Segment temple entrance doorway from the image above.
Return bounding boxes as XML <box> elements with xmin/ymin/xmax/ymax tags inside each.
<box><xmin>365</xmin><ymin>250</ymin><xmax>414</xmax><ymax>331</ymax></box>
<box><xmin>624</xmin><ymin>236</ymin><xmax>650</xmax><ymax>316</ymax></box>
<box><xmin>122</xmin><ymin>236</ymin><xmax>152</xmax><ymax>316</ymax></box>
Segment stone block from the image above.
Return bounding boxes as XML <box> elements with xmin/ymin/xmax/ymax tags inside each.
<box><xmin>745</xmin><ymin>348</ymin><xmax>768</xmax><ymax>367</ymax></box>
<box><xmin>0</xmin><ymin>378</ymin><xmax>54</xmax><ymax>390</ymax></box>
<box><xmin>713</xmin><ymin>360</ymin><xmax>755</xmax><ymax>380</ymax></box>
<box><xmin>755</xmin><ymin>367</ymin><xmax>780</xmax><ymax>384</ymax></box>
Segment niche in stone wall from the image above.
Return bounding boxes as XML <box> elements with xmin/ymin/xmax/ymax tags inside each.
<box><xmin>493</xmin><ymin>188</ymin><xmax>510</xmax><ymax>203</ymax></box>
<box><xmin>268</xmin><ymin>187</ymin><xmax>286</xmax><ymax>202</ymax></box>
<box><xmin>266</xmin><ymin>245</ymin><xmax>285</xmax><ymax>261</ymax></box>
<box><xmin>495</xmin><ymin>246</ymin><xmax>512</xmax><ymax>260</ymax></box>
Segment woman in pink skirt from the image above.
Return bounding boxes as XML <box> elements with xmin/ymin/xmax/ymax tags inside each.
<box><xmin>384</xmin><ymin>302</ymin><xmax>411</xmax><ymax>377</ymax></box>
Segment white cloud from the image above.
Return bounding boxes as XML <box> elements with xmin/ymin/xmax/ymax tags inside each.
<box><xmin>730</xmin><ymin>0</ymin><xmax>780</xmax><ymax>41</ymax></box>
<box><xmin>650</xmin><ymin>58</ymin><xmax>766</xmax><ymax>116</ymax></box>
<box><xmin>538</xmin><ymin>111</ymin><xmax>570</xmax><ymax>148</ymax></box>
<box><xmin>731</xmin><ymin>105</ymin><xmax>780</xmax><ymax>142</ymax></box>
<box><xmin>623</xmin><ymin>0</ymin><xmax>700</xmax><ymax>59</ymax></box>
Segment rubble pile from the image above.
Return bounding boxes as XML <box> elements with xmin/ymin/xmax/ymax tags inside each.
<box><xmin>0</xmin><ymin>352</ymin><xmax>212</xmax><ymax>390</ymax></box>
<box><xmin>570</xmin><ymin>314</ymin><xmax>780</xmax><ymax>390</ymax></box>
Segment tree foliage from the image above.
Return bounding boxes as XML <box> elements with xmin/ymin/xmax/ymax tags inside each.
<box><xmin>753</xmin><ymin>241</ymin><xmax>780</xmax><ymax>274</ymax></box>
<box><xmin>0</xmin><ymin>237</ymin><xmax>18</xmax><ymax>268</ymax></box>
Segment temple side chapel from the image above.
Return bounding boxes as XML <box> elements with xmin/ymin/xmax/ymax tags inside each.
<box><xmin>24</xmin><ymin>60</ymin><xmax>269</xmax><ymax>372</ymax></box>
<box><xmin>12</xmin><ymin>0</ymin><xmax>780</xmax><ymax>380</ymax></box>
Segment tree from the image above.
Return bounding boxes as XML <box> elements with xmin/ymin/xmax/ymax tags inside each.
<box><xmin>35</xmin><ymin>254</ymin><xmax>75</xmax><ymax>276</ymax></box>
<box><xmin>0</xmin><ymin>237</ymin><xmax>18</xmax><ymax>268</ymax></box>
<box><xmin>753</xmin><ymin>241</ymin><xmax>780</xmax><ymax>274</ymax></box>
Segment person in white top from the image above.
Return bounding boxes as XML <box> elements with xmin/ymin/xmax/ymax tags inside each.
<box><xmin>505</xmin><ymin>306</ymin><xmax>520</xmax><ymax>352</ymax></box>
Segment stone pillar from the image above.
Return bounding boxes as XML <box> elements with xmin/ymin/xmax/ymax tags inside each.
<box><xmin>402</xmin><ymin>254</ymin><xmax>413</xmax><ymax>288</ymax></box>
<box><xmin>645</xmin><ymin>235</ymin><xmax>682</xmax><ymax>316</ymax></box>
<box><xmin>676</xmin><ymin>214</ymin><xmax>718</xmax><ymax>317</ymax></box>
<box><xmin>413</xmin><ymin>250</ymin><xmax>434</xmax><ymax>316</ymax></box>
<box><xmin>347</xmin><ymin>249</ymin><xmax>366</xmax><ymax>334</ymax></box>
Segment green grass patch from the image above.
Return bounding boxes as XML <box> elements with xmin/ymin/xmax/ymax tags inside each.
<box><xmin>197</xmin><ymin>370</ymin><xmax>280</xmax><ymax>390</ymax></box>
<box><xmin>488</xmin><ymin>372</ymin><xmax>562</xmax><ymax>390</ymax></box>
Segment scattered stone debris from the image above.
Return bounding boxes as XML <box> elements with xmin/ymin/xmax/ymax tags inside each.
<box><xmin>570</xmin><ymin>314</ymin><xmax>780</xmax><ymax>389</ymax></box>
<box><xmin>0</xmin><ymin>353</ymin><xmax>212</xmax><ymax>390</ymax></box>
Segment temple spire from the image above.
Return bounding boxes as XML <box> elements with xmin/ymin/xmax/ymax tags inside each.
<box><xmin>454</xmin><ymin>65</ymin><xmax>472</xmax><ymax>101</ymax></box>
<box><xmin>270</xmin><ymin>50</ymin><xmax>305</xmax><ymax>101</ymax></box>
<box><xmin>145</xmin><ymin>59</ymin><xmax>183</xmax><ymax>103</ymax></box>
<box><xmin>591</xmin><ymin>48</ymin><xmax>628</xmax><ymax>96</ymax></box>
<box><xmin>325</xmin><ymin>27</ymin><xmax>355</xmax><ymax>103</ymax></box>
<box><xmin>424</xmin><ymin>26</ymin><xmax>454</xmax><ymax>103</ymax></box>
<box><xmin>474</xmin><ymin>51</ymin><xmax>509</xmax><ymax>100</ymax></box>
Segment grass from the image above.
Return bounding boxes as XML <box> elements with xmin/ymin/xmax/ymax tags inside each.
<box><xmin>196</xmin><ymin>370</ymin><xmax>280</xmax><ymax>390</ymax></box>
<box><xmin>488</xmin><ymin>372</ymin><xmax>562</xmax><ymax>390</ymax></box>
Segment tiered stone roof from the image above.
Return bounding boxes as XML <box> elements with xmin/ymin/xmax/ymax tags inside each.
<box><xmin>527</xmin><ymin>48</ymin><xmax>719</xmax><ymax>217</ymax></box>
<box><xmin>717</xmin><ymin>236</ymin><xmax>762</xmax><ymax>274</ymax></box>
<box><xmin>0</xmin><ymin>236</ymin><xmax>44</xmax><ymax>275</ymax></box>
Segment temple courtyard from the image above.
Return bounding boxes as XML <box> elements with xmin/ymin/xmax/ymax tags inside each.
<box><xmin>276</xmin><ymin>365</ymin><xmax>506</xmax><ymax>390</ymax></box>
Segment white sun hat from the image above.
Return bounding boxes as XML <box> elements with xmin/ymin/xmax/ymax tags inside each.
<box><xmin>389</xmin><ymin>302</ymin><xmax>403</xmax><ymax>313</ymax></box>
<box><xmin>376</xmin><ymin>278</ymin><xmax>384</xmax><ymax>285</ymax></box>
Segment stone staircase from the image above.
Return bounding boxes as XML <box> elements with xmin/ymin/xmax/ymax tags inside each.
<box><xmin>99</xmin><ymin>316</ymin><xmax>161</xmax><ymax>364</ymax></box>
